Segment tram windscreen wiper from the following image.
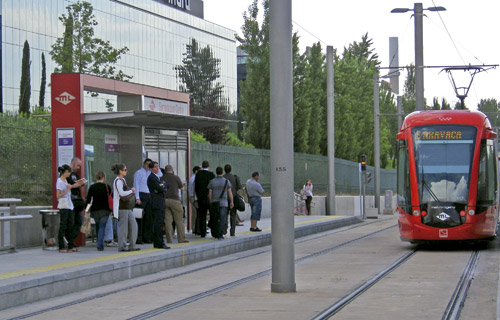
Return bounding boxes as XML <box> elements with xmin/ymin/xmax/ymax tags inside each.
<box><xmin>420</xmin><ymin>167</ymin><xmax>440</xmax><ymax>202</ymax></box>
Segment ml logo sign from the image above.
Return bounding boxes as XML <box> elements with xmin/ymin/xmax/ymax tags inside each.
<box><xmin>55</xmin><ymin>92</ymin><xmax>76</xmax><ymax>105</ymax></box>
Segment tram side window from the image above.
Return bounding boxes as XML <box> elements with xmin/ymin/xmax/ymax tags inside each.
<box><xmin>397</xmin><ymin>140</ymin><xmax>411</xmax><ymax>209</ymax></box>
<box><xmin>477</xmin><ymin>140</ymin><xmax>497</xmax><ymax>204</ymax></box>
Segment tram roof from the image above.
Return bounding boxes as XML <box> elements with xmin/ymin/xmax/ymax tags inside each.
<box><xmin>400</xmin><ymin>110</ymin><xmax>491</xmax><ymax>131</ymax></box>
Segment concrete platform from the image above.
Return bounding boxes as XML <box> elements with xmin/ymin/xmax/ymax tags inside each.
<box><xmin>0</xmin><ymin>215</ymin><xmax>361</xmax><ymax>311</ymax></box>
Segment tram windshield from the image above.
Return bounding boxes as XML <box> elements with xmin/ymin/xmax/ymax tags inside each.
<box><xmin>412</xmin><ymin>125</ymin><xmax>477</xmax><ymax>204</ymax></box>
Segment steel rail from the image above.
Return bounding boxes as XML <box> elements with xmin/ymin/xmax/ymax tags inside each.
<box><xmin>128</xmin><ymin>224</ymin><xmax>398</xmax><ymax>320</ymax></box>
<box><xmin>311</xmin><ymin>249</ymin><xmax>417</xmax><ymax>320</ymax></box>
<box><xmin>442</xmin><ymin>250</ymin><xmax>480</xmax><ymax>320</ymax></box>
<box><xmin>8</xmin><ymin>219</ymin><xmax>395</xmax><ymax>320</ymax></box>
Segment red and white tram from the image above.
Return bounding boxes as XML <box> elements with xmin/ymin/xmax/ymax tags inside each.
<box><xmin>397</xmin><ymin>110</ymin><xmax>499</xmax><ymax>243</ymax></box>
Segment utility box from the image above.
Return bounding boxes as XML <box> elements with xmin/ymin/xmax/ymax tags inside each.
<box><xmin>383</xmin><ymin>190</ymin><xmax>394</xmax><ymax>215</ymax></box>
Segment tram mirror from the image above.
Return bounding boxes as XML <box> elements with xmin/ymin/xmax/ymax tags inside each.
<box><xmin>482</xmin><ymin>130</ymin><xmax>497</xmax><ymax>140</ymax></box>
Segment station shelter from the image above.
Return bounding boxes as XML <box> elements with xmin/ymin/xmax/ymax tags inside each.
<box><xmin>51</xmin><ymin>73</ymin><xmax>227</xmax><ymax>235</ymax></box>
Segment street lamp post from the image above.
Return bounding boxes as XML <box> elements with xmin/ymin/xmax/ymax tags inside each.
<box><xmin>391</xmin><ymin>3</ymin><xmax>446</xmax><ymax>111</ymax></box>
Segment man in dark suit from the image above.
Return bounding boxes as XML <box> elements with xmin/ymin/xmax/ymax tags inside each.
<box><xmin>194</xmin><ymin>160</ymin><xmax>215</xmax><ymax>237</ymax></box>
<box><xmin>147</xmin><ymin>161</ymin><xmax>170</xmax><ymax>249</ymax></box>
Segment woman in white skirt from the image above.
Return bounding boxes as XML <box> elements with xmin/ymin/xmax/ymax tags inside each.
<box><xmin>111</xmin><ymin>163</ymin><xmax>140</xmax><ymax>252</ymax></box>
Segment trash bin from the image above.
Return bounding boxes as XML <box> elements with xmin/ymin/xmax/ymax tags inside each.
<box><xmin>40</xmin><ymin>209</ymin><xmax>60</xmax><ymax>250</ymax></box>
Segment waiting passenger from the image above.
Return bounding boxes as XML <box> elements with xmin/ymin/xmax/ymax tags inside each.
<box><xmin>111</xmin><ymin>163</ymin><xmax>140</xmax><ymax>252</ymax></box>
<box><xmin>161</xmin><ymin>165</ymin><xmax>188</xmax><ymax>243</ymax></box>
<box><xmin>246</xmin><ymin>172</ymin><xmax>264</xmax><ymax>232</ymax></box>
<box><xmin>208</xmin><ymin>166</ymin><xmax>234</xmax><ymax>240</ymax></box>
<box><xmin>85</xmin><ymin>171</ymin><xmax>112</xmax><ymax>251</ymax></box>
<box><xmin>56</xmin><ymin>164</ymin><xmax>82</xmax><ymax>253</ymax></box>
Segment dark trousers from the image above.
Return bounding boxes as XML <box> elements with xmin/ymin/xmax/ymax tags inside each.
<box><xmin>59</xmin><ymin>209</ymin><xmax>75</xmax><ymax>250</ymax></box>
<box><xmin>73</xmin><ymin>205</ymin><xmax>83</xmax><ymax>243</ymax></box>
<box><xmin>197</xmin><ymin>199</ymin><xmax>209</xmax><ymax>237</ymax></box>
<box><xmin>228</xmin><ymin>206</ymin><xmax>237</xmax><ymax>236</ymax></box>
<box><xmin>138</xmin><ymin>192</ymin><xmax>153</xmax><ymax>242</ymax></box>
<box><xmin>209</xmin><ymin>202</ymin><xmax>220</xmax><ymax>238</ymax></box>
<box><xmin>152</xmin><ymin>207</ymin><xmax>165</xmax><ymax>247</ymax></box>
<box><xmin>306</xmin><ymin>196</ymin><xmax>312</xmax><ymax>215</ymax></box>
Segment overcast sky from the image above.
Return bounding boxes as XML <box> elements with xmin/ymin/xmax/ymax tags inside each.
<box><xmin>204</xmin><ymin>0</ymin><xmax>499</xmax><ymax>110</ymax></box>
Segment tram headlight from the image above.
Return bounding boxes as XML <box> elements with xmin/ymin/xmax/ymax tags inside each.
<box><xmin>413</xmin><ymin>209</ymin><xmax>420</xmax><ymax>216</ymax></box>
<box><xmin>468</xmin><ymin>209</ymin><xmax>475</xmax><ymax>216</ymax></box>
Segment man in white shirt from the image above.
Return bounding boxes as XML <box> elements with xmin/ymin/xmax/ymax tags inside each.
<box><xmin>133</xmin><ymin>158</ymin><xmax>153</xmax><ymax>244</ymax></box>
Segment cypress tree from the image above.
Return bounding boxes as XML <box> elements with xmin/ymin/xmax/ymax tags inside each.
<box><xmin>19</xmin><ymin>40</ymin><xmax>31</xmax><ymax>115</ymax></box>
<box><xmin>39</xmin><ymin>53</ymin><xmax>46</xmax><ymax>110</ymax></box>
<box><xmin>61</xmin><ymin>13</ymin><xmax>74</xmax><ymax>73</ymax></box>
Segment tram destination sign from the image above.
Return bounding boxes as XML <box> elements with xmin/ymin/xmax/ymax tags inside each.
<box><xmin>416</xmin><ymin>130</ymin><xmax>464</xmax><ymax>140</ymax></box>
<box><xmin>414</xmin><ymin>125</ymin><xmax>476</xmax><ymax>141</ymax></box>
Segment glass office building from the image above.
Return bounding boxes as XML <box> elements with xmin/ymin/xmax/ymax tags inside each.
<box><xmin>1</xmin><ymin>0</ymin><xmax>237</xmax><ymax>113</ymax></box>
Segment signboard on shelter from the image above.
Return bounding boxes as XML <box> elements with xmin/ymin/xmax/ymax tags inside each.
<box><xmin>57</xmin><ymin>128</ymin><xmax>75</xmax><ymax>168</ymax></box>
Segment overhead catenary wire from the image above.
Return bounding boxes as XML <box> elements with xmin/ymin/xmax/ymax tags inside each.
<box><xmin>291</xmin><ymin>19</ymin><xmax>328</xmax><ymax>47</ymax></box>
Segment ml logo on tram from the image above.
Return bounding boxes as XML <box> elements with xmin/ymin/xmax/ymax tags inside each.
<box><xmin>55</xmin><ymin>92</ymin><xmax>76</xmax><ymax>105</ymax></box>
<box><xmin>437</xmin><ymin>212</ymin><xmax>450</xmax><ymax>221</ymax></box>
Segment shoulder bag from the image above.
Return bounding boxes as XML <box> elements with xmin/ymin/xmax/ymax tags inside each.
<box><xmin>233</xmin><ymin>193</ymin><xmax>246</xmax><ymax>212</ymax></box>
<box><xmin>106</xmin><ymin>184</ymin><xmax>113</xmax><ymax>211</ymax></box>
<box><xmin>115</xmin><ymin>179</ymin><xmax>136</xmax><ymax>210</ymax></box>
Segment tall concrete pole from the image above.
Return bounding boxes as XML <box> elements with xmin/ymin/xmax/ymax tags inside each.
<box><xmin>389</xmin><ymin>37</ymin><xmax>400</xmax><ymax>95</ymax></box>
<box><xmin>373</xmin><ymin>74</ymin><xmax>380</xmax><ymax>213</ymax></box>
<box><xmin>270</xmin><ymin>0</ymin><xmax>296</xmax><ymax>293</ymax></box>
<box><xmin>414</xmin><ymin>2</ymin><xmax>425</xmax><ymax>111</ymax></box>
<box><xmin>397</xmin><ymin>95</ymin><xmax>403</xmax><ymax>130</ymax></box>
<box><xmin>327</xmin><ymin>46</ymin><xmax>335</xmax><ymax>216</ymax></box>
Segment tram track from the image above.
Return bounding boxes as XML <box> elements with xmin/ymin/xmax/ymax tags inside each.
<box><xmin>310</xmin><ymin>248</ymin><xmax>481</xmax><ymax>320</ymax></box>
<box><xmin>311</xmin><ymin>249</ymin><xmax>418</xmax><ymax>320</ymax></box>
<box><xmin>7</xmin><ymin>219</ymin><xmax>396</xmax><ymax>320</ymax></box>
<box><xmin>442</xmin><ymin>250</ymin><xmax>480</xmax><ymax>320</ymax></box>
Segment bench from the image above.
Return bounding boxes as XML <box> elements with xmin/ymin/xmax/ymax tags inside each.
<box><xmin>0</xmin><ymin>198</ymin><xmax>33</xmax><ymax>253</ymax></box>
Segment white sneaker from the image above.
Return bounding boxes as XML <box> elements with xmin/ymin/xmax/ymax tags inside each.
<box><xmin>105</xmin><ymin>241</ymin><xmax>118</xmax><ymax>247</ymax></box>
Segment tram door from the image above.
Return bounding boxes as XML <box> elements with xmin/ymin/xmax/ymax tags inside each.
<box><xmin>145</xmin><ymin>129</ymin><xmax>188</xmax><ymax>202</ymax></box>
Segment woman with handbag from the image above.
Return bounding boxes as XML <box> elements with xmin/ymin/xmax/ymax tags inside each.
<box><xmin>302</xmin><ymin>179</ymin><xmax>314</xmax><ymax>215</ymax></box>
<box><xmin>56</xmin><ymin>164</ymin><xmax>82</xmax><ymax>253</ymax></box>
<box><xmin>85</xmin><ymin>171</ymin><xmax>112</xmax><ymax>251</ymax></box>
<box><xmin>111</xmin><ymin>163</ymin><xmax>140</xmax><ymax>252</ymax></box>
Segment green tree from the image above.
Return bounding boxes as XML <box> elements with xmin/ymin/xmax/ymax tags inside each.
<box><xmin>38</xmin><ymin>53</ymin><xmax>47</xmax><ymax>111</ymax></box>
<box><xmin>19</xmin><ymin>40</ymin><xmax>31</xmax><ymax>115</ymax></box>
<box><xmin>50</xmin><ymin>1</ymin><xmax>130</xmax><ymax>80</ymax></box>
<box><xmin>305</xmin><ymin>43</ymin><xmax>326</xmax><ymax>155</ymax></box>
<box><xmin>237</xmin><ymin>0</ymin><xmax>271</xmax><ymax>149</ymax></box>
<box><xmin>402</xmin><ymin>65</ymin><xmax>416</xmax><ymax>115</ymax></box>
<box><xmin>333</xmin><ymin>34</ymin><xmax>380</xmax><ymax>163</ymax></box>
<box><xmin>478</xmin><ymin>98</ymin><xmax>500</xmax><ymax>128</ymax></box>
<box><xmin>175</xmin><ymin>38</ymin><xmax>229</xmax><ymax>144</ymax></box>
<box><xmin>293</xmin><ymin>33</ymin><xmax>311</xmax><ymax>153</ymax></box>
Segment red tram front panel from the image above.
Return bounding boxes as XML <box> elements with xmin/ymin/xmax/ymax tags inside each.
<box><xmin>396</xmin><ymin>110</ymin><xmax>499</xmax><ymax>242</ymax></box>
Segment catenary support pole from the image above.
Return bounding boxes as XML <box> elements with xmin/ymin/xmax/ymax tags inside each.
<box><xmin>397</xmin><ymin>95</ymin><xmax>403</xmax><ymax>130</ymax></box>
<box><xmin>270</xmin><ymin>0</ymin><xmax>296</xmax><ymax>293</ymax></box>
<box><xmin>327</xmin><ymin>46</ymin><xmax>336</xmax><ymax>216</ymax></box>
<box><xmin>373</xmin><ymin>74</ymin><xmax>380</xmax><ymax>214</ymax></box>
<box><xmin>414</xmin><ymin>2</ymin><xmax>424</xmax><ymax>111</ymax></box>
